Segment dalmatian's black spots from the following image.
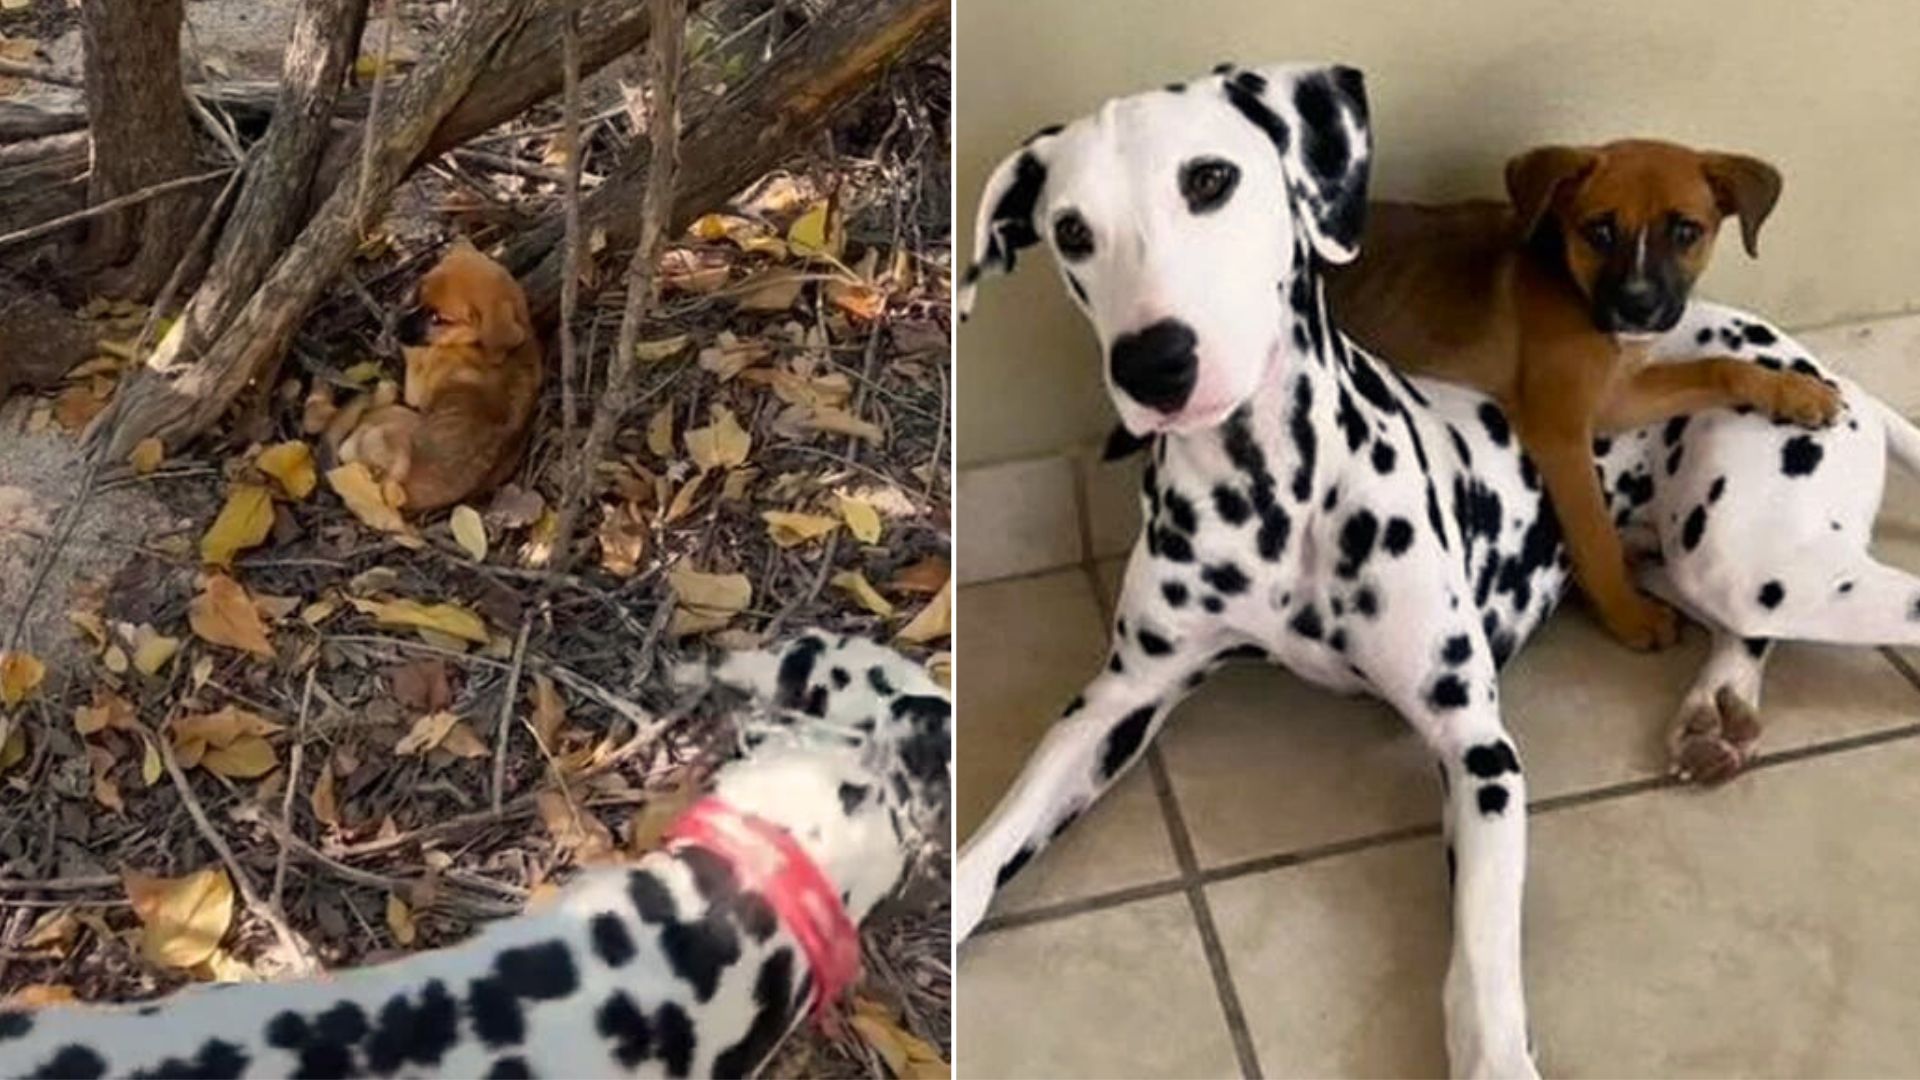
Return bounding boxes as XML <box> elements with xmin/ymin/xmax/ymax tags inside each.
<box><xmin>1202</xmin><ymin>563</ymin><xmax>1251</xmax><ymax>595</ymax></box>
<box><xmin>1212</xmin><ymin>485</ymin><xmax>1251</xmax><ymax>525</ymax></box>
<box><xmin>1477</xmin><ymin>784</ymin><xmax>1510</xmax><ymax>816</ymax></box>
<box><xmin>28</xmin><ymin>1045</ymin><xmax>106</xmax><ymax>1079</ymax></box>
<box><xmin>0</xmin><ymin>1013</ymin><xmax>31</xmax><ymax>1042</ymax></box>
<box><xmin>1321</xmin><ymin>485</ymin><xmax>1339</xmax><ymax>512</ymax></box>
<box><xmin>828</xmin><ymin>667</ymin><xmax>851</xmax><ymax>692</ymax></box>
<box><xmin>1336</xmin><ymin>510</ymin><xmax>1379</xmax><ymax>579</ymax></box>
<box><xmin>363</xmin><ymin>980</ymin><xmax>460</xmax><ymax>1073</ymax></box>
<box><xmin>1288</xmin><ymin>376</ymin><xmax>1317</xmax><ymax>502</ymax></box>
<box><xmin>888</xmin><ymin>695</ymin><xmax>952</xmax><ymax>785</ymax></box>
<box><xmin>1695</xmin><ymin>327</ymin><xmax>1714</xmax><ymax>345</ymax></box>
<box><xmin>1292</xmin><ymin>73</ymin><xmax>1348</xmax><ymax>182</ymax></box>
<box><xmin>1614</xmin><ymin>470</ymin><xmax>1654</xmax><ymax>510</ymax></box>
<box><xmin>1428</xmin><ymin>674</ymin><xmax>1470</xmax><ymax>711</ymax></box>
<box><xmin>1107</xmin><ymin>653</ymin><xmax>1124</xmax><ymax>674</ymax></box>
<box><xmin>1477</xmin><ymin>401</ymin><xmax>1511</xmax><ymax>447</ymax></box>
<box><xmin>1448</xmin><ymin>425</ymin><xmax>1474</xmax><ymax>467</ymax></box>
<box><xmin>1665</xmin><ymin>445</ymin><xmax>1685</xmax><ymax>477</ymax></box>
<box><xmin>1353</xmin><ymin>587</ymin><xmax>1379</xmax><ymax>618</ymax></box>
<box><xmin>662</xmin><ymin>909</ymin><xmax>744</xmax><ymax>1004</ymax></box>
<box><xmin>1838</xmin><ymin>580</ymin><xmax>1855</xmax><ymax>595</ymax></box>
<box><xmin>468</xmin><ymin>975</ymin><xmax>527</xmax><ymax>1049</ymax></box>
<box><xmin>1222</xmin><ymin>72</ymin><xmax>1292</xmax><ymax>160</ymax></box>
<box><xmin>1758</xmin><ymin>581</ymin><xmax>1786</xmax><ymax>609</ymax></box>
<box><xmin>130</xmin><ymin>1039</ymin><xmax>249</xmax><ymax>1079</ymax></box>
<box><xmin>1203</xmin><ymin>596</ymin><xmax>1226</xmax><ymax>614</ymax></box>
<box><xmin>1743</xmin><ymin>323</ymin><xmax>1778</xmax><ymax>346</ymax></box>
<box><xmin>1382</xmin><ymin>516</ymin><xmax>1414</xmax><ymax>557</ymax></box>
<box><xmin>1781</xmin><ymin>435</ymin><xmax>1824</xmax><ymax>477</ymax></box>
<box><xmin>712</xmin><ymin>950</ymin><xmax>798</xmax><ymax>1080</ymax></box>
<box><xmin>1165</xmin><ymin>488</ymin><xmax>1199</xmax><ymax>534</ymax></box>
<box><xmin>1744</xmin><ymin>637</ymin><xmax>1771</xmax><ymax>659</ymax></box>
<box><xmin>1164</xmin><ymin>82</ymin><xmax>1187</xmax><ymax>93</ymax></box>
<box><xmin>1289</xmin><ymin>605</ymin><xmax>1325</xmax><ymax>640</ymax></box>
<box><xmin>1445</xmin><ymin>845</ymin><xmax>1457</xmax><ymax>890</ymax></box>
<box><xmin>1156</xmin><ymin>527</ymin><xmax>1196</xmax><ymax>563</ymax></box>
<box><xmin>1099</xmin><ymin>705</ymin><xmax>1158</xmax><ymax>780</ymax></box>
<box><xmin>1452</xmin><ymin>479</ymin><xmax>1503</xmax><ymax>546</ymax></box>
<box><xmin>629</xmin><ymin>870</ymin><xmax>678</xmax><ymax>925</ymax></box>
<box><xmin>1371</xmin><ymin>440</ymin><xmax>1397</xmax><ymax>474</ymax></box>
<box><xmin>1258</xmin><ymin>508</ymin><xmax>1293</xmax><ymax>561</ymax></box>
<box><xmin>1682</xmin><ymin>505</ymin><xmax>1709</xmax><ymax>552</ymax></box>
<box><xmin>995</xmin><ymin>847</ymin><xmax>1035</xmax><ymax>888</ymax></box>
<box><xmin>1138</xmin><ymin>629</ymin><xmax>1173</xmax><ymax>656</ymax></box>
<box><xmin>1663</xmin><ymin>416</ymin><xmax>1690</xmax><ymax>447</ymax></box>
<box><xmin>597</xmin><ymin>991</ymin><xmax>658</xmax><ymax>1071</ymax></box>
<box><xmin>835</xmin><ymin>781</ymin><xmax>872</xmax><ymax>816</ymax></box>
<box><xmin>1102</xmin><ymin>425</ymin><xmax>1151</xmax><ymax>461</ymax></box>
<box><xmin>1719</xmin><ymin>327</ymin><xmax>1742</xmax><ymax>351</ymax></box>
<box><xmin>980</xmin><ymin>152</ymin><xmax>1048</xmax><ymax>274</ymax></box>
<box><xmin>1423</xmin><ymin>482</ymin><xmax>1449</xmax><ymax>553</ymax></box>
<box><xmin>1159</xmin><ymin>581</ymin><xmax>1189</xmax><ymax>608</ymax></box>
<box><xmin>1464</xmin><ymin>741</ymin><xmax>1520</xmax><ymax>778</ymax></box>
<box><xmin>1591</xmin><ymin>436</ymin><xmax>1613</xmax><ymax>457</ymax></box>
<box><xmin>590</xmin><ymin>913</ymin><xmax>638</xmax><ymax>968</ymax></box>
<box><xmin>775</xmin><ymin>636</ymin><xmax>826</xmax><ymax>712</ymax></box>
<box><xmin>1442</xmin><ymin>635</ymin><xmax>1473</xmax><ymax>667</ymax></box>
<box><xmin>1336</xmin><ymin>388</ymin><xmax>1369</xmax><ymax>451</ymax></box>
<box><xmin>485</xmin><ymin>1056</ymin><xmax>535</xmax><ymax>1079</ymax></box>
<box><xmin>1708</xmin><ymin>476</ymin><xmax>1727</xmax><ymax>503</ymax></box>
<box><xmin>1754</xmin><ymin>354</ymin><xmax>1782</xmax><ymax>372</ymax></box>
<box><xmin>1212</xmin><ymin>61</ymin><xmax>1237</xmax><ymax>75</ymax></box>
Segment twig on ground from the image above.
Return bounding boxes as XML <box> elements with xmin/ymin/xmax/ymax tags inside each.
<box><xmin>491</xmin><ymin>614</ymin><xmax>534</xmax><ymax>814</ymax></box>
<box><xmin>0</xmin><ymin>168</ymin><xmax>233</xmax><ymax>255</ymax></box>
<box><xmin>273</xmin><ymin>668</ymin><xmax>318</xmax><ymax>910</ymax></box>
<box><xmin>546</xmin><ymin>0</ymin><xmax>688</xmax><ymax>577</ymax></box>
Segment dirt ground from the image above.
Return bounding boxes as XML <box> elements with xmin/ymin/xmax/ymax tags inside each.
<box><xmin>0</xmin><ymin>1</ymin><xmax>951</xmax><ymax>1074</ymax></box>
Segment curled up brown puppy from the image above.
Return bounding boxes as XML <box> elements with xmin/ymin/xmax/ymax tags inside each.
<box><xmin>334</xmin><ymin>242</ymin><xmax>542</xmax><ymax>513</ymax></box>
<box><xmin>1327</xmin><ymin>139</ymin><xmax>1842</xmax><ymax>650</ymax></box>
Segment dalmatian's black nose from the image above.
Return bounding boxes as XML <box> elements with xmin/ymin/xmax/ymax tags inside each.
<box><xmin>1109</xmin><ymin>319</ymin><xmax>1198</xmax><ymax>413</ymax></box>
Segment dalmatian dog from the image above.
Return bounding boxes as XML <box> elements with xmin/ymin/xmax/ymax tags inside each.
<box><xmin>956</xmin><ymin>61</ymin><xmax>1920</xmax><ymax>1077</ymax></box>
<box><xmin>0</xmin><ymin>634</ymin><xmax>949</xmax><ymax>1080</ymax></box>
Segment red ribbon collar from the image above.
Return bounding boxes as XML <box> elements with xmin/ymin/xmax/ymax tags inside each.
<box><xmin>662</xmin><ymin>796</ymin><xmax>860</xmax><ymax>1021</ymax></box>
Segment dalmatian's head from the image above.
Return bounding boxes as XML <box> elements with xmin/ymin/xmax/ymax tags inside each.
<box><xmin>681</xmin><ymin>633</ymin><xmax>950</xmax><ymax>919</ymax></box>
<box><xmin>961</xmin><ymin>63</ymin><xmax>1371</xmax><ymax>435</ymax></box>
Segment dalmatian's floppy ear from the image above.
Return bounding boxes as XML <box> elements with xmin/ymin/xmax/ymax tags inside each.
<box><xmin>1220</xmin><ymin>63</ymin><xmax>1372</xmax><ymax>265</ymax></box>
<box><xmin>959</xmin><ymin>126</ymin><xmax>1059</xmax><ymax>320</ymax></box>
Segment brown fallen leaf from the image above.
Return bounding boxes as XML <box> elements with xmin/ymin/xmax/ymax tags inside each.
<box><xmin>394</xmin><ymin>711</ymin><xmax>461</xmax><ymax>757</ymax></box>
<box><xmin>52</xmin><ymin>383</ymin><xmax>109</xmax><ymax>432</ymax></box>
<box><xmin>128</xmin><ymin>437</ymin><xmax>165</xmax><ymax>475</ymax></box>
<box><xmin>73</xmin><ymin>689</ymin><xmax>137</xmax><ymax>737</ymax></box>
<box><xmin>528</xmin><ymin>674</ymin><xmax>566</xmax><ymax>750</ymax></box>
<box><xmin>4</xmin><ymin>984</ymin><xmax>78</xmax><ymax>1008</ymax></box>
<box><xmin>385</xmin><ymin>893</ymin><xmax>416</xmax><ymax>947</ymax></box>
<box><xmin>123</xmin><ymin>867</ymin><xmax>234</xmax><ymax>970</ymax></box>
<box><xmin>0</xmin><ymin>651</ymin><xmax>45</xmax><ymax>707</ymax></box>
<box><xmin>389</xmin><ymin>658</ymin><xmax>452</xmax><ymax>713</ymax></box>
<box><xmin>171</xmin><ymin>706</ymin><xmax>283</xmax><ymax>770</ymax></box>
<box><xmin>890</xmin><ymin>555</ymin><xmax>951</xmax><ymax>595</ymax></box>
<box><xmin>87</xmin><ymin>745</ymin><xmax>124</xmax><ymax>813</ymax></box>
<box><xmin>537</xmin><ymin>790</ymin><xmax>615</xmax><ymax>860</ymax></box>
<box><xmin>310</xmin><ymin>757</ymin><xmax>340</xmax><ymax>828</ymax></box>
<box><xmin>626</xmin><ymin>778</ymin><xmax>699</xmax><ymax>855</ymax></box>
<box><xmin>806</xmin><ymin>406</ymin><xmax>884</xmax><ymax>443</ymax></box>
<box><xmin>438</xmin><ymin>720</ymin><xmax>488</xmax><ymax>760</ymax></box>
<box><xmin>188</xmin><ymin>575</ymin><xmax>275</xmax><ymax>657</ymax></box>
<box><xmin>326</xmin><ymin>462</ymin><xmax>414</xmax><ymax>537</ymax></box>
<box><xmin>597</xmin><ymin>502</ymin><xmax>648</xmax><ymax>577</ymax></box>
<box><xmin>896</xmin><ymin>579</ymin><xmax>951</xmax><ymax>645</ymax></box>
<box><xmin>646</xmin><ymin>407</ymin><xmax>676</xmax><ymax>457</ymax></box>
<box><xmin>685</xmin><ymin>405</ymin><xmax>753</xmax><ymax>470</ymax></box>
<box><xmin>667</xmin><ymin>566</ymin><xmax>752</xmax><ymax>637</ymax></box>
<box><xmin>851</xmin><ymin>995</ymin><xmax>950</xmax><ymax>1079</ymax></box>
<box><xmin>200</xmin><ymin>736</ymin><xmax>278</xmax><ymax>779</ymax></box>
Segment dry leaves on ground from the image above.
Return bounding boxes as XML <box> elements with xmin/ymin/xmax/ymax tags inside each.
<box><xmin>122</xmin><ymin>867</ymin><xmax>234</xmax><ymax>971</ymax></box>
<box><xmin>188</xmin><ymin>575</ymin><xmax>275</xmax><ymax>658</ymax></box>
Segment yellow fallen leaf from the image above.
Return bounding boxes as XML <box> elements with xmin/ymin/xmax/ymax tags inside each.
<box><xmin>102</xmin><ymin>644</ymin><xmax>129</xmax><ymax>674</ymax></box>
<box><xmin>927</xmin><ymin>651</ymin><xmax>952</xmax><ymax>690</ymax></box>
<box><xmin>73</xmin><ymin>690</ymin><xmax>136</xmax><ymax>736</ymax></box>
<box><xmin>448</xmin><ymin>505</ymin><xmax>488</xmax><ymax>561</ymax></box>
<box><xmin>852</xmin><ymin>995</ymin><xmax>950</xmax><ymax>1079</ymax></box>
<box><xmin>255</xmin><ymin>441</ymin><xmax>317</xmax><ymax>501</ymax></box>
<box><xmin>326</xmin><ymin>462</ymin><xmax>413</xmax><ymax>536</ymax></box>
<box><xmin>141</xmin><ymin>738</ymin><xmax>163</xmax><ymax>786</ymax></box>
<box><xmin>385</xmin><ymin>893</ymin><xmax>416</xmax><ymax>947</ymax></box>
<box><xmin>394</xmin><ymin>710</ymin><xmax>461</xmax><ymax>756</ymax></box>
<box><xmin>200</xmin><ymin>735</ymin><xmax>278</xmax><ymax>779</ymax></box>
<box><xmin>831</xmin><ymin>570</ymin><xmax>895</xmax><ymax>617</ymax></box>
<box><xmin>0</xmin><ymin>728</ymin><xmax>27</xmax><ymax>773</ymax></box>
<box><xmin>188</xmin><ymin>575</ymin><xmax>275</xmax><ymax>658</ymax></box>
<box><xmin>128</xmin><ymin>437</ymin><xmax>165</xmax><ymax>475</ymax></box>
<box><xmin>88</xmin><ymin>745</ymin><xmax>124</xmax><ymax>813</ymax></box>
<box><xmin>0</xmin><ymin>651</ymin><xmax>45</xmax><ymax>707</ymax></box>
<box><xmin>685</xmin><ymin>405</ymin><xmax>752</xmax><ymax>471</ymax></box>
<box><xmin>667</xmin><ymin>565</ymin><xmax>752</xmax><ymax>636</ymax></box>
<box><xmin>762</xmin><ymin>510</ymin><xmax>840</xmax><ymax>548</ymax></box>
<box><xmin>171</xmin><ymin>706</ymin><xmax>283</xmax><ymax>769</ymax></box>
<box><xmin>634</xmin><ymin>334</ymin><xmax>691</xmax><ymax>362</ymax></box>
<box><xmin>646</xmin><ymin>407</ymin><xmax>675</xmax><ymax>458</ymax></box>
<box><xmin>836</xmin><ymin>493</ymin><xmax>883</xmax><ymax>543</ymax></box>
<box><xmin>123</xmin><ymin>867</ymin><xmax>234</xmax><ymax>970</ymax></box>
<box><xmin>896</xmin><ymin>578</ymin><xmax>951</xmax><ymax>644</ymax></box>
<box><xmin>52</xmin><ymin>383</ymin><xmax>109</xmax><ymax>432</ymax></box>
<box><xmin>662</xmin><ymin>471</ymin><xmax>708</xmax><ymax>525</ymax></box>
<box><xmin>200</xmin><ymin>484</ymin><xmax>275</xmax><ymax>567</ymax></box>
<box><xmin>310</xmin><ymin>759</ymin><xmax>339</xmax><ymax>827</ymax></box>
<box><xmin>348</xmin><ymin>598</ymin><xmax>489</xmax><ymax>644</ymax></box>
<box><xmin>4</xmin><ymin>985</ymin><xmax>77</xmax><ymax>1008</ymax></box>
<box><xmin>131</xmin><ymin>625</ymin><xmax>180</xmax><ymax>676</ymax></box>
<box><xmin>194</xmin><ymin>947</ymin><xmax>257</xmax><ymax>984</ymax></box>
<box><xmin>807</xmin><ymin>406</ymin><xmax>884</xmax><ymax>443</ymax></box>
<box><xmin>787</xmin><ymin>201</ymin><xmax>843</xmax><ymax>259</ymax></box>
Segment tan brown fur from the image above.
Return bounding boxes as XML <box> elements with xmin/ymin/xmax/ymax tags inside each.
<box><xmin>336</xmin><ymin>243</ymin><xmax>542</xmax><ymax>513</ymax></box>
<box><xmin>1329</xmin><ymin>139</ymin><xmax>1840</xmax><ymax>651</ymax></box>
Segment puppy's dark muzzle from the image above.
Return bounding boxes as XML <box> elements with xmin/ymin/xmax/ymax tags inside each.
<box><xmin>396</xmin><ymin>306</ymin><xmax>431</xmax><ymax>346</ymax></box>
<box><xmin>1109</xmin><ymin>319</ymin><xmax>1199</xmax><ymax>413</ymax></box>
<box><xmin>1596</xmin><ymin>278</ymin><xmax>1682</xmax><ymax>335</ymax></box>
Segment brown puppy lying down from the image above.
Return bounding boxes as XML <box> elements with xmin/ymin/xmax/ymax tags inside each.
<box><xmin>335</xmin><ymin>243</ymin><xmax>542</xmax><ymax>513</ymax></box>
<box><xmin>1327</xmin><ymin>140</ymin><xmax>1841</xmax><ymax>650</ymax></box>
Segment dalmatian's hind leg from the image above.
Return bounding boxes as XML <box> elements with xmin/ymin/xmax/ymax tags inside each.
<box><xmin>1667</xmin><ymin>630</ymin><xmax>1770</xmax><ymax>785</ymax></box>
<box><xmin>954</xmin><ymin>630</ymin><xmax>1211</xmax><ymax>942</ymax></box>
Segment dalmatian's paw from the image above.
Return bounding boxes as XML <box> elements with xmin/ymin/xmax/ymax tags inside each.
<box><xmin>1765</xmin><ymin>370</ymin><xmax>1844</xmax><ymax>429</ymax></box>
<box><xmin>1602</xmin><ymin>592</ymin><xmax>1679</xmax><ymax>652</ymax></box>
<box><xmin>1669</xmin><ymin>685</ymin><xmax>1763</xmax><ymax>785</ymax></box>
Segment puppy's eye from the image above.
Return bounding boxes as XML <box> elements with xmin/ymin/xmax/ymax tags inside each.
<box><xmin>1180</xmin><ymin>159</ymin><xmax>1240</xmax><ymax>213</ymax></box>
<box><xmin>1053</xmin><ymin>212</ymin><xmax>1095</xmax><ymax>261</ymax></box>
<box><xmin>1669</xmin><ymin>216</ymin><xmax>1703</xmax><ymax>248</ymax></box>
<box><xmin>1581</xmin><ymin>218</ymin><xmax>1617</xmax><ymax>252</ymax></box>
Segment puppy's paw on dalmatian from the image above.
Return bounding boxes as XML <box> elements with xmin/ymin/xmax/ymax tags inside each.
<box><xmin>1601</xmin><ymin>591</ymin><xmax>1681</xmax><ymax>652</ymax></box>
<box><xmin>1757</xmin><ymin>367</ymin><xmax>1845</xmax><ymax>428</ymax></box>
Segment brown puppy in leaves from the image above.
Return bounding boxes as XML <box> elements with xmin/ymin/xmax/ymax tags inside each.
<box><xmin>1328</xmin><ymin>139</ymin><xmax>1842</xmax><ymax>651</ymax></box>
<box><xmin>337</xmin><ymin>242</ymin><xmax>542</xmax><ymax>513</ymax></box>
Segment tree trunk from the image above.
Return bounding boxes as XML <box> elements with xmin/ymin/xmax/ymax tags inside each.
<box><xmin>77</xmin><ymin>0</ymin><xmax>206</xmax><ymax>300</ymax></box>
<box><xmin>102</xmin><ymin>0</ymin><xmax>532</xmax><ymax>459</ymax></box>
<box><xmin>507</xmin><ymin>0</ymin><xmax>948</xmax><ymax>319</ymax></box>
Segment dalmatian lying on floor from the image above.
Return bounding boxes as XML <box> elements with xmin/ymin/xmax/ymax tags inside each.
<box><xmin>956</xmin><ymin>61</ymin><xmax>1920</xmax><ymax>1077</ymax></box>
<box><xmin>0</xmin><ymin>634</ymin><xmax>949</xmax><ymax>1079</ymax></box>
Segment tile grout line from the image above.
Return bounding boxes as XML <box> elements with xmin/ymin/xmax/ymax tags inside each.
<box><xmin>977</xmin><ymin>715</ymin><xmax>1920</xmax><ymax>938</ymax></box>
<box><xmin>1147</xmin><ymin>747</ymin><xmax>1265</xmax><ymax>1080</ymax></box>
<box><xmin>1880</xmin><ymin>646</ymin><xmax>1920</xmax><ymax>695</ymax></box>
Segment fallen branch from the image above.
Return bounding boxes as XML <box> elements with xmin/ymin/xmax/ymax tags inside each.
<box><xmin>0</xmin><ymin>168</ymin><xmax>231</xmax><ymax>254</ymax></box>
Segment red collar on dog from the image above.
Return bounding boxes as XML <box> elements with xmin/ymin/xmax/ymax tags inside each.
<box><xmin>663</xmin><ymin>796</ymin><xmax>860</xmax><ymax>1021</ymax></box>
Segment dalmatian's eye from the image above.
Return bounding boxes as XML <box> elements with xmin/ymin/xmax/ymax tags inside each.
<box><xmin>1181</xmin><ymin>159</ymin><xmax>1240</xmax><ymax>213</ymax></box>
<box><xmin>1053</xmin><ymin>211</ymin><xmax>1095</xmax><ymax>261</ymax></box>
<box><xmin>1580</xmin><ymin>217</ymin><xmax>1618</xmax><ymax>252</ymax></box>
<box><xmin>1669</xmin><ymin>216</ymin><xmax>1704</xmax><ymax>248</ymax></box>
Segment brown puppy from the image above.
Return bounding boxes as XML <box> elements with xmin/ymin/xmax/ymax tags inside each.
<box><xmin>337</xmin><ymin>243</ymin><xmax>542</xmax><ymax>513</ymax></box>
<box><xmin>1327</xmin><ymin>139</ymin><xmax>1842</xmax><ymax>650</ymax></box>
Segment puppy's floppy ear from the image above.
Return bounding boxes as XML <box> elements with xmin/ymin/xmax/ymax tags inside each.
<box><xmin>1504</xmin><ymin>146</ymin><xmax>1598</xmax><ymax>243</ymax></box>
<box><xmin>959</xmin><ymin>126</ymin><xmax>1059</xmax><ymax>320</ymax></box>
<box><xmin>476</xmin><ymin>287</ymin><xmax>531</xmax><ymax>351</ymax></box>
<box><xmin>1220</xmin><ymin>62</ymin><xmax>1372</xmax><ymax>265</ymax></box>
<box><xmin>1699</xmin><ymin>152</ymin><xmax>1781</xmax><ymax>258</ymax></box>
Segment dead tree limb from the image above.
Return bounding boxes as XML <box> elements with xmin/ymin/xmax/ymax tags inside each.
<box><xmin>508</xmin><ymin>0</ymin><xmax>948</xmax><ymax>319</ymax></box>
<box><xmin>100</xmin><ymin>0</ymin><xmax>533</xmax><ymax>459</ymax></box>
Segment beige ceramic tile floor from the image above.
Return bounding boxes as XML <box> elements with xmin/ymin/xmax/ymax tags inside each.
<box><xmin>956</xmin><ymin>471</ymin><xmax>1920</xmax><ymax>1078</ymax></box>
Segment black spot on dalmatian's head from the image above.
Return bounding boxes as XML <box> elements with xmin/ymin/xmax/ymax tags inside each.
<box><xmin>962</xmin><ymin>63</ymin><xmax>1371</xmax><ymax>436</ymax></box>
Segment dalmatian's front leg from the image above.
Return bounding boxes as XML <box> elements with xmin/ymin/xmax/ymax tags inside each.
<box><xmin>955</xmin><ymin>564</ymin><xmax>1215</xmax><ymax>942</ymax></box>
